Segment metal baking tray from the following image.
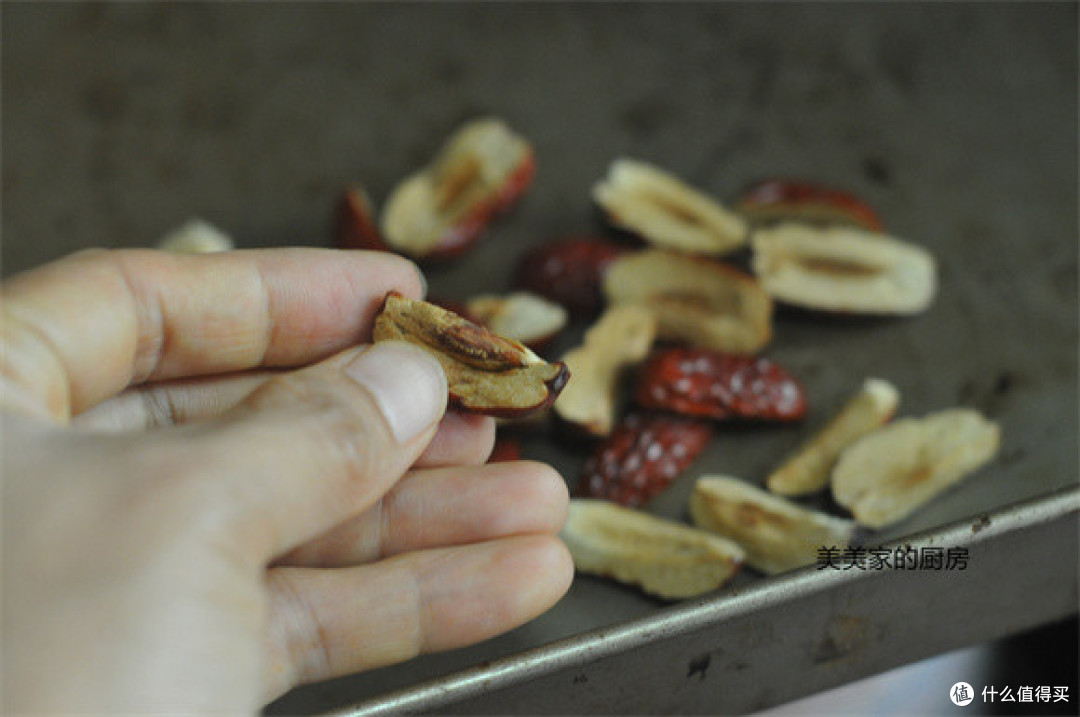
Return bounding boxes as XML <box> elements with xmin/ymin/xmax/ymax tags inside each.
<box><xmin>3</xmin><ymin>3</ymin><xmax>1076</xmax><ymax>714</ymax></box>
<box><xmin>321</xmin><ymin>488</ymin><xmax>1078</xmax><ymax>715</ymax></box>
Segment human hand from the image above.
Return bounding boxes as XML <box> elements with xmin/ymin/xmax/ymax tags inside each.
<box><xmin>2</xmin><ymin>248</ymin><xmax>573</xmax><ymax>712</ymax></box>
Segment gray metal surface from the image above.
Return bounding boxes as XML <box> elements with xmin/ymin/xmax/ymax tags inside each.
<box><xmin>3</xmin><ymin>3</ymin><xmax>1077</xmax><ymax>715</ymax></box>
<box><xmin>336</xmin><ymin>487</ymin><xmax>1078</xmax><ymax>715</ymax></box>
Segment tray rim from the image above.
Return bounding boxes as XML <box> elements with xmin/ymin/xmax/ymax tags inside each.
<box><xmin>328</xmin><ymin>483</ymin><xmax>1080</xmax><ymax>715</ymax></box>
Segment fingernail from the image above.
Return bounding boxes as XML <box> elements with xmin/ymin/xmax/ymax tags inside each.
<box><xmin>345</xmin><ymin>342</ymin><xmax>446</xmax><ymax>443</ymax></box>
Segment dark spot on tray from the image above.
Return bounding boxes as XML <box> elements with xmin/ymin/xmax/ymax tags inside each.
<box><xmin>729</xmin><ymin>661</ymin><xmax>750</xmax><ymax>672</ymax></box>
<box><xmin>687</xmin><ymin>653</ymin><xmax>711</xmax><ymax>681</ymax></box>
<box><xmin>958</xmin><ymin>371</ymin><xmax>1019</xmax><ymax>416</ymax></box>
<box><xmin>862</xmin><ymin>157</ymin><xmax>892</xmax><ymax>186</ymax></box>
<box><xmin>812</xmin><ymin>615</ymin><xmax>868</xmax><ymax>664</ymax></box>
<box><xmin>977</xmin><ymin>369</ymin><xmax>1021</xmax><ymax>416</ymax></box>
<box><xmin>971</xmin><ymin>514</ymin><xmax>992</xmax><ymax>534</ymax></box>
<box><xmin>572</xmin><ymin>673</ymin><xmax>588</xmax><ymax>685</ymax></box>
<box><xmin>999</xmin><ymin>446</ymin><xmax>1027</xmax><ymax>467</ymax></box>
<box><xmin>992</xmin><ymin>371</ymin><xmax>1017</xmax><ymax>397</ymax></box>
<box><xmin>813</xmin><ymin>636</ymin><xmax>848</xmax><ymax>663</ymax></box>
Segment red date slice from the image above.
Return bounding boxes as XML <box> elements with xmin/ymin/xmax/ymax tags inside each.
<box><xmin>737</xmin><ymin>179</ymin><xmax>885</xmax><ymax>233</ymax></box>
<box><xmin>382</xmin><ymin>117</ymin><xmax>534</xmax><ymax>261</ymax></box>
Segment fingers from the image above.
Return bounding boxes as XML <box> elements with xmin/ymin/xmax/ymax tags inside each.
<box><xmin>0</xmin><ymin>248</ymin><xmax>424</xmax><ymax>421</ymax></box>
<box><xmin>416</xmin><ymin>412</ymin><xmax>496</xmax><ymax>467</ymax></box>
<box><xmin>74</xmin><ymin>373</ymin><xmax>495</xmax><ymax>469</ymax></box>
<box><xmin>69</xmin><ymin>369</ymin><xmax>488</xmax><ymax>470</ymax></box>
<box><xmin>208</xmin><ymin>341</ymin><xmax>447</xmax><ymax>557</ymax></box>
<box><xmin>263</xmin><ymin>535</ymin><xmax>574</xmax><ymax>700</ymax></box>
<box><xmin>72</xmin><ymin>371</ymin><xmax>277</xmax><ymax>431</ymax></box>
<box><xmin>277</xmin><ymin>460</ymin><xmax>568</xmax><ymax>567</ymax></box>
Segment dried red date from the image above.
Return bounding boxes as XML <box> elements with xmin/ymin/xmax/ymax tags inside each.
<box><xmin>578</xmin><ymin>411</ymin><xmax>713</xmax><ymax>508</ymax></box>
<box><xmin>514</xmin><ymin>237</ymin><xmax>624</xmax><ymax>317</ymax></box>
<box><xmin>737</xmin><ymin>179</ymin><xmax>885</xmax><ymax>232</ymax></box>
<box><xmin>637</xmin><ymin>348</ymin><xmax>806</xmax><ymax>421</ymax></box>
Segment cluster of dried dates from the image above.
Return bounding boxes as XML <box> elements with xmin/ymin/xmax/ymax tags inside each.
<box><xmin>158</xmin><ymin>117</ymin><xmax>1001</xmax><ymax>600</ymax></box>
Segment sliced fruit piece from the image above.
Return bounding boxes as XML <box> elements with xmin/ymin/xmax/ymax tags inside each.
<box><xmin>554</xmin><ymin>305</ymin><xmax>657</xmax><ymax>436</ymax></box>
<box><xmin>768</xmin><ymin>378</ymin><xmax>900</xmax><ymax>496</ymax></box>
<box><xmin>381</xmin><ymin>117</ymin><xmax>534</xmax><ymax>260</ymax></box>
<box><xmin>562</xmin><ymin>499</ymin><xmax>745</xmax><ymax>599</ymax></box>
<box><xmin>736</xmin><ymin>179</ymin><xmax>886</xmax><ymax>232</ymax></box>
<box><xmin>636</xmin><ymin>348</ymin><xmax>806</xmax><ymax>422</ymax></box>
<box><xmin>593</xmin><ymin>159</ymin><xmax>748</xmax><ymax>256</ymax></box>
<box><xmin>335</xmin><ymin>185</ymin><xmax>386</xmax><ymax>251</ymax></box>
<box><xmin>690</xmin><ymin>475</ymin><xmax>855</xmax><ymax>575</ymax></box>
<box><xmin>466</xmin><ymin>292</ymin><xmax>568</xmax><ymax>351</ymax></box>
<box><xmin>372</xmin><ymin>293</ymin><xmax>568</xmax><ymax>418</ymax></box>
<box><xmin>831</xmin><ymin>408</ymin><xmax>1000</xmax><ymax>528</ymax></box>
<box><xmin>603</xmin><ymin>249</ymin><xmax>773</xmax><ymax>354</ymax></box>
<box><xmin>513</xmin><ymin>237</ymin><xmax>625</xmax><ymax>317</ymax></box>
<box><xmin>157</xmin><ymin>218</ymin><xmax>234</xmax><ymax>253</ymax></box>
<box><xmin>578</xmin><ymin>411</ymin><xmax>713</xmax><ymax>508</ymax></box>
<box><xmin>751</xmin><ymin>223</ymin><xmax>936</xmax><ymax>315</ymax></box>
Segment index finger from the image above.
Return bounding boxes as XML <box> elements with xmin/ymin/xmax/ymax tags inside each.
<box><xmin>0</xmin><ymin>248</ymin><xmax>424</xmax><ymax>421</ymax></box>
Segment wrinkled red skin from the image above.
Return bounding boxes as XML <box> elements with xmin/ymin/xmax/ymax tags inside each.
<box><xmin>737</xmin><ymin>179</ymin><xmax>885</xmax><ymax>233</ymax></box>
<box><xmin>577</xmin><ymin>411</ymin><xmax>713</xmax><ymax>508</ymax></box>
<box><xmin>421</xmin><ymin>151</ymin><xmax>537</xmax><ymax>261</ymax></box>
<box><xmin>636</xmin><ymin>348</ymin><xmax>807</xmax><ymax>422</ymax></box>
<box><xmin>335</xmin><ymin>185</ymin><xmax>389</xmax><ymax>251</ymax></box>
<box><xmin>488</xmin><ymin>436</ymin><xmax>522</xmax><ymax>463</ymax></box>
<box><xmin>513</xmin><ymin>237</ymin><xmax>624</xmax><ymax>317</ymax></box>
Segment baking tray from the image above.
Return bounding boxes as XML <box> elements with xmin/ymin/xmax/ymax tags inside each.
<box><xmin>327</xmin><ymin>487</ymin><xmax>1079</xmax><ymax>715</ymax></box>
<box><xmin>2</xmin><ymin>3</ymin><xmax>1076</xmax><ymax>714</ymax></box>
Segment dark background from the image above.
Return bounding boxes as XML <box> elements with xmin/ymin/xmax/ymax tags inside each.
<box><xmin>3</xmin><ymin>2</ymin><xmax>1076</xmax><ymax>715</ymax></box>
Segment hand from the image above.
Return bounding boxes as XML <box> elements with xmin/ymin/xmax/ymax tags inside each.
<box><xmin>2</xmin><ymin>248</ymin><xmax>573</xmax><ymax>712</ymax></box>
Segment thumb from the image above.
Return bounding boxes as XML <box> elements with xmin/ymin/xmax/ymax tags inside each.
<box><xmin>207</xmin><ymin>340</ymin><xmax>447</xmax><ymax>558</ymax></box>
